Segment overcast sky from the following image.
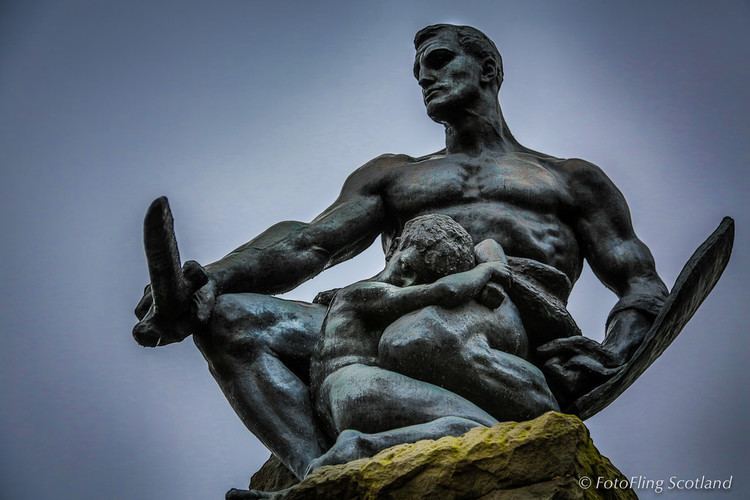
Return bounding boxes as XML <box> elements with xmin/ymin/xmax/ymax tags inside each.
<box><xmin>1</xmin><ymin>1</ymin><xmax>748</xmax><ymax>498</ymax></box>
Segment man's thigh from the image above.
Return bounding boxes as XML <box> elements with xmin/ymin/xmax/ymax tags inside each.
<box><xmin>204</xmin><ymin>292</ymin><xmax>326</xmax><ymax>381</ymax></box>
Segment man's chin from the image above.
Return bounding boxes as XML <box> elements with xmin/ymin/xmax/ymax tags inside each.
<box><xmin>425</xmin><ymin>104</ymin><xmax>458</xmax><ymax>125</ymax></box>
<box><xmin>425</xmin><ymin>101</ymin><xmax>451</xmax><ymax>122</ymax></box>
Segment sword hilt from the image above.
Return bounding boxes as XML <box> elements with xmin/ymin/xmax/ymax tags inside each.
<box><xmin>132</xmin><ymin>197</ymin><xmax>207</xmax><ymax>347</ymax></box>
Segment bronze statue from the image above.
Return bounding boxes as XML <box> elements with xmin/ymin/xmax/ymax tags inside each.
<box><xmin>132</xmin><ymin>24</ymin><xmax>733</xmax><ymax>494</ymax></box>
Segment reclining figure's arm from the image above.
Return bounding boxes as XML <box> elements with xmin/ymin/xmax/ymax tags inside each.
<box><xmin>338</xmin><ymin>262</ymin><xmax>508</xmax><ymax>324</ymax></box>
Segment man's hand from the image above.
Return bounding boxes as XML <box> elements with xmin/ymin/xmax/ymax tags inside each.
<box><xmin>134</xmin><ymin>284</ymin><xmax>154</xmax><ymax>321</ymax></box>
<box><xmin>192</xmin><ymin>276</ymin><xmax>218</xmax><ymax>324</ymax></box>
<box><xmin>133</xmin><ymin>260</ymin><xmax>217</xmax><ymax>346</ymax></box>
<box><xmin>536</xmin><ymin>336</ymin><xmax>624</xmax><ymax>407</ymax></box>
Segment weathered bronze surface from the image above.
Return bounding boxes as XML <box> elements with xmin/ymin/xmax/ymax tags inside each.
<box><xmin>132</xmin><ymin>24</ymin><xmax>733</xmax><ymax>495</ymax></box>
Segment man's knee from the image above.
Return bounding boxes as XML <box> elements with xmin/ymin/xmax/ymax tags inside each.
<box><xmin>204</xmin><ymin>293</ymin><xmax>323</xmax><ymax>364</ymax></box>
<box><xmin>203</xmin><ymin>294</ymin><xmax>278</xmax><ymax>356</ymax></box>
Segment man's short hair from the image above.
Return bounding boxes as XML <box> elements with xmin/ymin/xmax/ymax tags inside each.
<box><xmin>393</xmin><ymin>214</ymin><xmax>475</xmax><ymax>277</ymax></box>
<box><xmin>414</xmin><ymin>24</ymin><xmax>504</xmax><ymax>90</ymax></box>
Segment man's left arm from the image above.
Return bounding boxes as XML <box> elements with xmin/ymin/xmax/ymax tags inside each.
<box><xmin>538</xmin><ymin>159</ymin><xmax>668</xmax><ymax>401</ymax></box>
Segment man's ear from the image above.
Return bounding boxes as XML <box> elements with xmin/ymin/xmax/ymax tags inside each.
<box><xmin>480</xmin><ymin>58</ymin><xmax>495</xmax><ymax>82</ymax></box>
<box><xmin>481</xmin><ymin>57</ymin><xmax>502</xmax><ymax>87</ymax></box>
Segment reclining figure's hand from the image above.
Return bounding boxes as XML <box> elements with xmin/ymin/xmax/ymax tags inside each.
<box><xmin>473</xmin><ymin>239</ymin><xmax>512</xmax><ymax>309</ymax></box>
<box><xmin>437</xmin><ymin>261</ymin><xmax>507</xmax><ymax>309</ymax></box>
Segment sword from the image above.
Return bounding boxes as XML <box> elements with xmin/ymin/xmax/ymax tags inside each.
<box><xmin>132</xmin><ymin>197</ymin><xmax>207</xmax><ymax>347</ymax></box>
<box><xmin>568</xmin><ymin>217</ymin><xmax>734</xmax><ymax>419</ymax></box>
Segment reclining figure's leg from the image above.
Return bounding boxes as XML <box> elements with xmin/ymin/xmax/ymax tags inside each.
<box><xmin>379</xmin><ymin>302</ymin><xmax>559</xmax><ymax>421</ymax></box>
<box><xmin>310</xmin><ymin>363</ymin><xmax>498</xmax><ymax>474</ymax></box>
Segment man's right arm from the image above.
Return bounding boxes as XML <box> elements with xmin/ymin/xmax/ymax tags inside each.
<box><xmin>135</xmin><ymin>155</ymin><xmax>400</xmax><ymax>321</ymax></box>
<box><xmin>210</xmin><ymin>155</ymin><xmax>401</xmax><ymax>295</ymax></box>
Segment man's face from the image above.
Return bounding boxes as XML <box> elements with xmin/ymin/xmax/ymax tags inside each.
<box><xmin>414</xmin><ymin>32</ymin><xmax>484</xmax><ymax>123</ymax></box>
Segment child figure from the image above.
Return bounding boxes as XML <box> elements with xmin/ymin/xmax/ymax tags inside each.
<box><xmin>308</xmin><ymin>214</ymin><xmax>558</xmax><ymax>473</ymax></box>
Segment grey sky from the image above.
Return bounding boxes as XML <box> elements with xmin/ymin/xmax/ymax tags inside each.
<box><xmin>1</xmin><ymin>1</ymin><xmax>748</xmax><ymax>498</ymax></box>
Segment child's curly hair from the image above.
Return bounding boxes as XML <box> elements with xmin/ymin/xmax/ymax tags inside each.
<box><xmin>388</xmin><ymin>214</ymin><xmax>475</xmax><ymax>278</ymax></box>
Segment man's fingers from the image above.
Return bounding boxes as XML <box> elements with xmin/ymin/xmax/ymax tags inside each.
<box><xmin>542</xmin><ymin>358</ymin><xmax>572</xmax><ymax>393</ymax></box>
<box><xmin>537</xmin><ymin>337</ymin><xmax>594</xmax><ymax>357</ymax></box>
<box><xmin>537</xmin><ymin>337</ymin><xmax>621</xmax><ymax>368</ymax></box>
<box><xmin>182</xmin><ymin>260</ymin><xmax>209</xmax><ymax>290</ymax></box>
<box><xmin>182</xmin><ymin>260</ymin><xmax>212</xmax><ymax>324</ymax></box>
<box><xmin>543</xmin><ymin>357</ymin><xmax>564</xmax><ymax>375</ymax></box>
<box><xmin>193</xmin><ymin>283</ymin><xmax>216</xmax><ymax>324</ymax></box>
<box><xmin>134</xmin><ymin>285</ymin><xmax>153</xmax><ymax>320</ymax></box>
<box><xmin>566</xmin><ymin>355</ymin><xmax>606</xmax><ymax>375</ymax></box>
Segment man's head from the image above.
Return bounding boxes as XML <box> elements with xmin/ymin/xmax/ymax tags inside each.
<box><xmin>382</xmin><ymin>214</ymin><xmax>475</xmax><ymax>286</ymax></box>
<box><xmin>413</xmin><ymin>24</ymin><xmax>503</xmax><ymax>123</ymax></box>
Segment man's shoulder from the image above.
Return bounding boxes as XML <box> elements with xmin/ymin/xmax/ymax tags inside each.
<box><xmin>361</xmin><ymin>152</ymin><xmax>427</xmax><ymax>173</ymax></box>
<box><xmin>361</xmin><ymin>149</ymin><xmax>448</xmax><ymax>169</ymax></box>
<box><xmin>519</xmin><ymin>153</ymin><xmax>622</xmax><ymax>213</ymax></box>
<box><xmin>342</xmin><ymin>153</ymin><xmax>418</xmax><ymax>190</ymax></box>
<box><xmin>538</xmin><ymin>156</ymin><xmax>615</xmax><ymax>193</ymax></box>
<box><xmin>364</xmin><ymin>152</ymin><xmax>414</xmax><ymax>165</ymax></box>
<box><xmin>542</xmin><ymin>157</ymin><xmax>628</xmax><ymax>216</ymax></box>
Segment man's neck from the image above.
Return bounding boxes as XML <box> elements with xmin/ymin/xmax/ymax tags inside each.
<box><xmin>444</xmin><ymin>101</ymin><xmax>519</xmax><ymax>156</ymax></box>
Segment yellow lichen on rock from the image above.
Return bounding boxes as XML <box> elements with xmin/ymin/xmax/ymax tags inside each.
<box><xmin>252</xmin><ymin>412</ymin><xmax>637</xmax><ymax>499</ymax></box>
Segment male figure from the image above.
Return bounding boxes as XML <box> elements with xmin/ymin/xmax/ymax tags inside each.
<box><xmin>308</xmin><ymin>214</ymin><xmax>558</xmax><ymax>473</ymax></box>
<box><xmin>134</xmin><ymin>24</ymin><xmax>667</xmax><ymax>479</ymax></box>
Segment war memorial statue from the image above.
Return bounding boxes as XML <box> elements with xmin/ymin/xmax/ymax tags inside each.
<box><xmin>132</xmin><ymin>24</ymin><xmax>733</xmax><ymax>498</ymax></box>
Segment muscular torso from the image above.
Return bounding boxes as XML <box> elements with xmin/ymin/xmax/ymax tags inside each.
<box><xmin>379</xmin><ymin>151</ymin><xmax>582</xmax><ymax>283</ymax></box>
<box><xmin>312</xmin><ymin>150</ymin><xmax>583</xmax><ymax>391</ymax></box>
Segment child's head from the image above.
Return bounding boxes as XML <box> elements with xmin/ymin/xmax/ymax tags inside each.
<box><xmin>383</xmin><ymin>214</ymin><xmax>475</xmax><ymax>286</ymax></box>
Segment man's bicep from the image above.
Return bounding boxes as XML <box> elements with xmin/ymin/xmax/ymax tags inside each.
<box><xmin>588</xmin><ymin>235</ymin><xmax>663</xmax><ymax>297</ymax></box>
<box><xmin>305</xmin><ymin>162</ymin><xmax>388</xmax><ymax>267</ymax></box>
<box><xmin>570</xmin><ymin>160</ymin><xmax>665</xmax><ymax>297</ymax></box>
<box><xmin>307</xmin><ymin>193</ymin><xmax>385</xmax><ymax>267</ymax></box>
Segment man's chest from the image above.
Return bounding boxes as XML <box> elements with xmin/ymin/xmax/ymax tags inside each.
<box><xmin>384</xmin><ymin>156</ymin><xmax>568</xmax><ymax>214</ymax></box>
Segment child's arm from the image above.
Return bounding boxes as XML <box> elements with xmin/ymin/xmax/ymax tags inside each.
<box><xmin>339</xmin><ymin>262</ymin><xmax>508</xmax><ymax>323</ymax></box>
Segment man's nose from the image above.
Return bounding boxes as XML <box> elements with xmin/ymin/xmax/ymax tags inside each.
<box><xmin>418</xmin><ymin>68</ymin><xmax>436</xmax><ymax>89</ymax></box>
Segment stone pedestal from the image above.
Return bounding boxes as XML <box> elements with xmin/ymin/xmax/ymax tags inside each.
<box><xmin>249</xmin><ymin>412</ymin><xmax>636</xmax><ymax>499</ymax></box>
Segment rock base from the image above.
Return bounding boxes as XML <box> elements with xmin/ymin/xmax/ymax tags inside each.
<box><xmin>250</xmin><ymin>411</ymin><xmax>636</xmax><ymax>499</ymax></box>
